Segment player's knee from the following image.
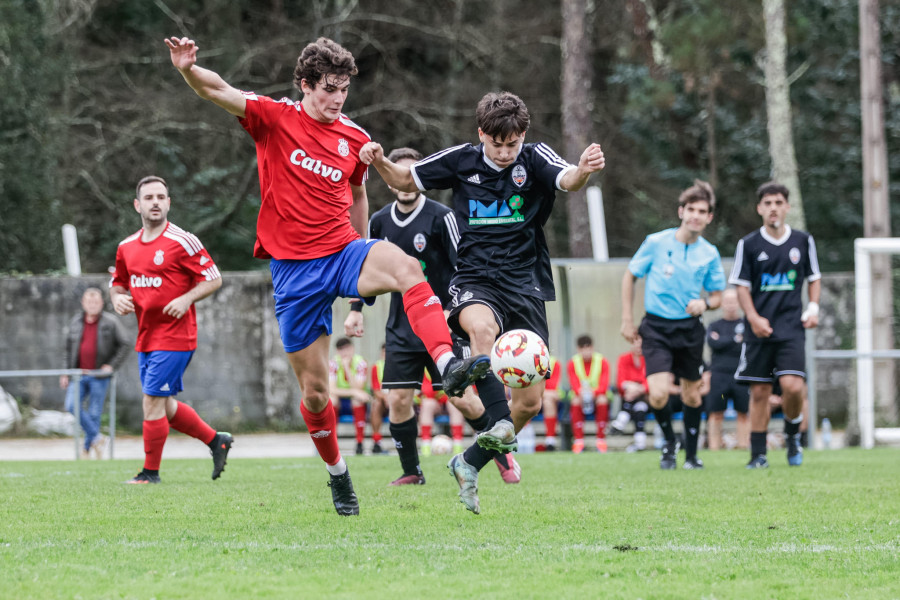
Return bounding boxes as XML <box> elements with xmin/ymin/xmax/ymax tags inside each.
<box><xmin>393</xmin><ymin>254</ymin><xmax>426</xmax><ymax>289</ymax></box>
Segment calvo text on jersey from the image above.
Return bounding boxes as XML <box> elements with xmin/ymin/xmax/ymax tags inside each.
<box><xmin>289</xmin><ymin>148</ymin><xmax>343</xmax><ymax>182</ymax></box>
<box><xmin>131</xmin><ymin>274</ymin><xmax>163</xmax><ymax>288</ymax></box>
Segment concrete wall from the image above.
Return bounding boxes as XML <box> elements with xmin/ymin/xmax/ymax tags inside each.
<box><xmin>0</xmin><ymin>263</ymin><xmax>854</xmax><ymax>430</ymax></box>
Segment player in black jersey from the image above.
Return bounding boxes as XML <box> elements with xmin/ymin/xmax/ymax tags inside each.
<box><xmin>704</xmin><ymin>288</ymin><xmax>750</xmax><ymax>450</ymax></box>
<box><xmin>343</xmin><ymin>147</ymin><xmax>521</xmax><ymax>487</ymax></box>
<box><xmin>729</xmin><ymin>182</ymin><xmax>821</xmax><ymax>469</ymax></box>
<box><xmin>360</xmin><ymin>92</ymin><xmax>605</xmax><ymax>513</ymax></box>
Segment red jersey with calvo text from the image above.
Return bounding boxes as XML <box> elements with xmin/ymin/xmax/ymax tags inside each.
<box><xmin>239</xmin><ymin>93</ymin><xmax>371</xmax><ymax>260</ymax></box>
<box><xmin>111</xmin><ymin>222</ymin><xmax>221</xmax><ymax>352</ymax></box>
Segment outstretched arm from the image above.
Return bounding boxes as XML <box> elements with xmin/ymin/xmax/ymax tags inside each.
<box><xmin>359</xmin><ymin>142</ymin><xmax>419</xmax><ymax>192</ymax></box>
<box><xmin>620</xmin><ymin>270</ymin><xmax>638</xmax><ymax>342</ymax></box>
<box><xmin>560</xmin><ymin>143</ymin><xmax>605</xmax><ymax>192</ymax></box>
<box><xmin>165</xmin><ymin>36</ymin><xmax>246</xmax><ymax>118</ymax></box>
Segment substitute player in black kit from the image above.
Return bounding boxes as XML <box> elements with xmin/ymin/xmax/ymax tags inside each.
<box><xmin>344</xmin><ymin>147</ymin><xmax>520</xmax><ymax>486</ymax></box>
<box><xmin>360</xmin><ymin>92</ymin><xmax>605</xmax><ymax>513</ymax></box>
<box><xmin>730</xmin><ymin>182</ymin><xmax>821</xmax><ymax>468</ymax></box>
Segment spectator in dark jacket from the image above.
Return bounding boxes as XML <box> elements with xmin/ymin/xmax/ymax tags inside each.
<box><xmin>60</xmin><ymin>287</ymin><xmax>131</xmax><ymax>458</ymax></box>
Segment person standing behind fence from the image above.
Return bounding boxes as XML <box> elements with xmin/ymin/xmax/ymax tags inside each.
<box><xmin>620</xmin><ymin>180</ymin><xmax>726</xmax><ymax>470</ymax></box>
<box><xmin>60</xmin><ymin>287</ymin><xmax>131</xmax><ymax>459</ymax></box>
<box><xmin>109</xmin><ymin>175</ymin><xmax>232</xmax><ymax>484</ymax></box>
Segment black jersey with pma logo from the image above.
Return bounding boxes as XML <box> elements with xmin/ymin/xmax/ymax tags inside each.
<box><xmin>729</xmin><ymin>226</ymin><xmax>821</xmax><ymax>342</ymax></box>
<box><xmin>410</xmin><ymin>142</ymin><xmax>575</xmax><ymax>301</ymax></box>
<box><xmin>369</xmin><ymin>197</ymin><xmax>459</xmax><ymax>352</ymax></box>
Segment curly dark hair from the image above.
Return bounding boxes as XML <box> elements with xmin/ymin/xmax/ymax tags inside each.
<box><xmin>756</xmin><ymin>181</ymin><xmax>790</xmax><ymax>202</ymax></box>
<box><xmin>475</xmin><ymin>92</ymin><xmax>530</xmax><ymax>140</ymax></box>
<box><xmin>678</xmin><ymin>179</ymin><xmax>716</xmax><ymax>212</ymax></box>
<box><xmin>293</xmin><ymin>37</ymin><xmax>358</xmax><ymax>91</ymax></box>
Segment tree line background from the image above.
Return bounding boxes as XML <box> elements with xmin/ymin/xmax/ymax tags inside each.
<box><xmin>1</xmin><ymin>0</ymin><xmax>898</xmax><ymax>275</ymax></box>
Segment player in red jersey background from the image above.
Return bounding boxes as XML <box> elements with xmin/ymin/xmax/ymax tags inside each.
<box><xmin>110</xmin><ymin>176</ymin><xmax>232</xmax><ymax>484</ymax></box>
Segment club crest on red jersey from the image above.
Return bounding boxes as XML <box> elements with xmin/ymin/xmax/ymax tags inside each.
<box><xmin>338</xmin><ymin>138</ymin><xmax>350</xmax><ymax>157</ymax></box>
<box><xmin>153</xmin><ymin>250</ymin><xmax>165</xmax><ymax>265</ymax></box>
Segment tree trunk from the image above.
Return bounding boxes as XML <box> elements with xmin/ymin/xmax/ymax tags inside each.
<box><xmin>762</xmin><ymin>0</ymin><xmax>804</xmax><ymax>230</ymax></box>
<box><xmin>859</xmin><ymin>0</ymin><xmax>896</xmax><ymax>427</ymax></box>
<box><xmin>561</xmin><ymin>0</ymin><xmax>593</xmax><ymax>258</ymax></box>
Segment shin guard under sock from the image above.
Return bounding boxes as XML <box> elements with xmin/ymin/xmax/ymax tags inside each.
<box><xmin>402</xmin><ymin>282</ymin><xmax>454</xmax><ymax>364</ymax></box>
<box><xmin>168</xmin><ymin>401</ymin><xmax>216</xmax><ymax>445</ymax></box>
<box><xmin>142</xmin><ymin>417</ymin><xmax>169</xmax><ymax>471</ymax></box>
<box><xmin>652</xmin><ymin>404</ymin><xmax>676</xmax><ymax>442</ymax></box>
<box><xmin>389</xmin><ymin>417</ymin><xmax>421</xmax><ymax>476</ymax></box>
<box><xmin>301</xmin><ymin>403</ymin><xmax>341</xmax><ymax>466</ymax></box>
<box><xmin>750</xmin><ymin>431</ymin><xmax>768</xmax><ymax>457</ymax></box>
<box><xmin>570</xmin><ymin>402</ymin><xmax>585</xmax><ymax>441</ymax></box>
<box><xmin>683</xmin><ymin>404</ymin><xmax>702</xmax><ymax>458</ymax></box>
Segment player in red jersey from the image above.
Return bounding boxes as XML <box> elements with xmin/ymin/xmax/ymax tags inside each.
<box><xmin>166</xmin><ymin>36</ymin><xmax>490</xmax><ymax>515</ymax></box>
<box><xmin>109</xmin><ymin>176</ymin><xmax>232</xmax><ymax>484</ymax></box>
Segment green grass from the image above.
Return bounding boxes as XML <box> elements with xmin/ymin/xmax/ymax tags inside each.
<box><xmin>2</xmin><ymin>449</ymin><xmax>899</xmax><ymax>599</ymax></box>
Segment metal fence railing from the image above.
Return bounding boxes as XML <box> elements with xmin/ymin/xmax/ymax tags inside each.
<box><xmin>0</xmin><ymin>369</ymin><xmax>117</xmax><ymax>460</ymax></box>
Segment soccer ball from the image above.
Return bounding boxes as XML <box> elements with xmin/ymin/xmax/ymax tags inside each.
<box><xmin>430</xmin><ymin>434</ymin><xmax>453</xmax><ymax>455</ymax></box>
<box><xmin>490</xmin><ymin>329</ymin><xmax>550</xmax><ymax>388</ymax></box>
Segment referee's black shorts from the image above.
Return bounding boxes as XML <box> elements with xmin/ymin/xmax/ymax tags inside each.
<box><xmin>639</xmin><ymin>314</ymin><xmax>705</xmax><ymax>382</ymax></box>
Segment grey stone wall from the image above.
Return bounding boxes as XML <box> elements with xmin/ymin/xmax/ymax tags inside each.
<box><xmin>0</xmin><ymin>265</ymin><xmax>856</xmax><ymax>430</ymax></box>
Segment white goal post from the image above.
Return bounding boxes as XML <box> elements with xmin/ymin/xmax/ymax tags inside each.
<box><xmin>855</xmin><ymin>237</ymin><xmax>900</xmax><ymax>449</ymax></box>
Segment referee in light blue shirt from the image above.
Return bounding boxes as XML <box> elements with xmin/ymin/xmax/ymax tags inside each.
<box><xmin>620</xmin><ymin>180</ymin><xmax>726</xmax><ymax>471</ymax></box>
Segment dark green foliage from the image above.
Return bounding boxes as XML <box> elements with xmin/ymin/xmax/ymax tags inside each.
<box><xmin>1</xmin><ymin>0</ymin><xmax>898</xmax><ymax>273</ymax></box>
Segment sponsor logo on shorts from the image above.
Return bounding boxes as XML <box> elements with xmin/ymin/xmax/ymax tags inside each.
<box><xmin>289</xmin><ymin>148</ymin><xmax>344</xmax><ymax>182</ymax></box>
<box><xmin>130</xmin><ymin>274</ymin><xmax>163</xmax><ymax>288</ymax></box>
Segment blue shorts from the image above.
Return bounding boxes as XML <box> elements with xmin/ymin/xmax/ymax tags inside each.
<box><xmin>271</xmin><ymin>239</ymin><xmax>378</xmax><ymax>353</ymax></box>
<box><xmin>138</xmin><ymin>350</ymin><xmax>194</xmax><ymax>397</ymax></box>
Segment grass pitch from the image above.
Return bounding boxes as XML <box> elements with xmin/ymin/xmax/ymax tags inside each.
<box><xmin>1</xmin><ymin>448</ymin><xmax>899</xmax><ymax>599</ymax></box>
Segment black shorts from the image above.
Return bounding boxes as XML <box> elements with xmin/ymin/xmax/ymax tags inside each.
<box><xmin>639</xmin><ymin>314</ymin><xmax>705</xmax><ymax>381</ymax></box>
<box><xmin>382</xmin><ymin>337</ymin><xmax>471</xmax><ymax>390</ymax></box>
<box><xmin>705</xmin><ymin>370</ymin><xmax>750</xmax><ymax>413</ymax></box>
<box><xmin>735</xmin><ymin>335</ymin><xmax>806</xmax><ymax>383</ymax></box>
<box><xmin>447</xmin><ymin>283</ymin><xmax>549</xmax><ymax>346</ymax></box>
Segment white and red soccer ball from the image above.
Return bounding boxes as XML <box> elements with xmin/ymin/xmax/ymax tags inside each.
<box><xmin>490</xmin><ymin>329</ymin><xmax>550</xmax><ymax>388</ymax></box>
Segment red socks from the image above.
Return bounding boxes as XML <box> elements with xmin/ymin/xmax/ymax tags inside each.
<box><xmin>300</xmin><ymin>402</ymin><xmax>341</xmax><ymax>466</ymax></box>
<box><xmin>596</xmin><ymin>403</ymin><xmax>609</xmax><ymax>439</ymax></box>
<box><xmin>544</xmin><ymin>416</ymin><xmax>558</xmax><ymax>438</ymax></box>
<box><xmin>142</xmin><ymin>417</ymin><xmax>169</xmax><ymax>471</ymax></box>
<box><xmin>451</xmin><ymin>424</ymin><xmax>463</xmax><ymax>442</ymax></box>
<box><xmin>421</xmin><ymin>424</ymin><xmax>432</xmax><ymax>441</ymax></box>
<box><xmin>168</xmin><ymin>401</ymin><xmax>216</xmax><ymax>445</ymax></box>
<box><xmin>352</xmin><ymin>405</ymin><xmax>367</xmax><ymax>443</ymax></box>
<box><xmin>402</xmin><ymin>282</ymin><xmax>453</xmax><ymax>363</ymax></box>
<box><xmin>570</xmin><ymin>403</ymin><xmax>585</xmax><ymax>441</ymax></box>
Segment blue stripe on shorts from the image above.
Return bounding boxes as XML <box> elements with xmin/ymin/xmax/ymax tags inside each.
<box><xmin>138</xmin><ymin>350</ymin><xmax>194</xmax><ymax>397</ymax></box>
<box><xmin>271</xmin><ymin>238</ymin><xmax>378</xmax><ymax>353</ymax></box>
